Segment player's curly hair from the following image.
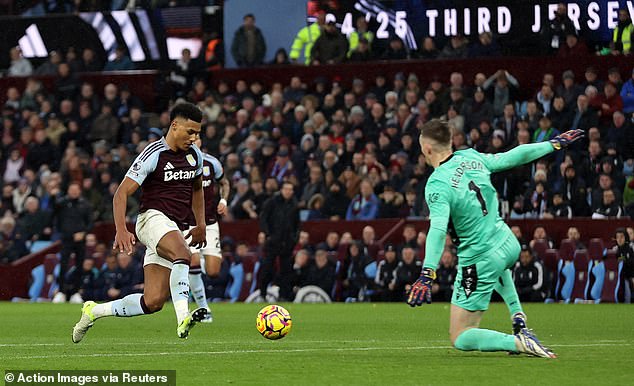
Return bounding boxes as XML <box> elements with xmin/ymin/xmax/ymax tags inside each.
<box><xmin>420</xmin><ymin>119</ymin><xmax>451</xmax><ymax>147</ymax></box>
<box><xmin>170</xmin><ymin>102</ymin><xmax>203</xmax><ymax>124</ymax></box>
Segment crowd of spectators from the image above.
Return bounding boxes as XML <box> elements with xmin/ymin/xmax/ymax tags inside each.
<box><xmin>1</xmin><ymin>5</ymin><xmax>634</xmax><ymax>303</ymax></box>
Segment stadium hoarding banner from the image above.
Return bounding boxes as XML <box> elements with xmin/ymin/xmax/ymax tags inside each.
<box><xmin>307</xmin><ymin>0</ymin><xmax>634</xmax><ymax>53</ymax></box>
<box><xmin>0</xmin><ymin>9</ymin><xmax>179</xmax><ymax>69</ymax></box>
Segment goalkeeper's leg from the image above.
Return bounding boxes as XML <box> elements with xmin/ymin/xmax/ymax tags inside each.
<box><xmin>494</xmin><ymin>269</ymin><xmax>527</xmax><ymax>333</ymax></box>
<box><xmin>449</xmin><ymin>305</ymin><xmax>555</xmax><ymax>358</ymax></box>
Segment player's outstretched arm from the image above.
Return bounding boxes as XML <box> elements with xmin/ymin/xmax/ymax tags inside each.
<box><xmin>113</xmin><ymin>177</ymin><xmax>139</xmax><ymax>255</ymax></box>
<box><xmin>480</xmin><ymin>129</ymin><xmax>584</xmax><ymax>173</ymax></box>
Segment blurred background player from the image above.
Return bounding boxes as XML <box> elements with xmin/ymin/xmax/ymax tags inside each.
<box><xmin>188</xmin><ymin>138</ymin><xmax>230</xmax><ymax>322</ymax></box>
<box><xmin>72</xmin><ymin>103</ymin><xmax>208</xmax><ymax>343</ymax></box>
<box><xmin>407</xmin><ymin>119</ymin><xmax>583</xmax><ymax>358</ymax></box>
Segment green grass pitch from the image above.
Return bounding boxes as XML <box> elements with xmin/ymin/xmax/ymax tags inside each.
<box><xmin>0</xmin><ymin>302</ymin><xmax>631</xmax><ymax>385</ymax></box>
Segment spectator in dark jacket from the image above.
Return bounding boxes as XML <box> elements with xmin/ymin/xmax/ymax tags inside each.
<box><xmin>52</xmin><ymin>182</ymin><xmax>93</xmax><ymax>302</ymax></box>
<box><xmin>433</xmin><ymin>249</ymin><xmax>457</xmax><ymax>302</ymax></box>
<box><xmin>103</xmin><ymin>46</ymin><xmax>135</xmax><ymax>71</ymax></box>
<box><xmin>373</xmin><ymin>243</ymin><xmax>399</xmax><ymax>301</ymax></box>
<box><xmin>65</xmin><ymin>256</ymin><xmax>100</xmax><ymax>302</ymax></box>
<box><xmin>381</xmin><ymin>36</ymin><xmax>409</xmax><ymax>60</ymax></box>
<box><xmin>322</xmin><ymin>180</ymin><xmax>349</xmax><ymax>220</ymax></box>
<box><xmin>311</xmin><ymin>20</ymin><xmax>349</xmax><ymax>65</ymax></box>
<box><xmin>16</xmin><ymin>196</ymin><xmax>52</xmax><ymax>242</ymax></box>
<box><xmin>438</xmin><ymin>35</ymin><xmax>468</xmax><ymax>59</ymax></box>
<box><xmin>306</xmin><ymin>248</ymin><xmax>336</xmax><ymax>294</ymax></box>
<box><xmin>342</xmin><ymin>241</ymin><xmax>371</xmax><ymax>300</ymax></box>
<box><xmin>0</xmin><ymin>215</ymin><xmax>28</xmax><ymax>263</ymax></box>
<box><xmin>513</xmin><ymin>244</ymin><xmax>546</xmax><ymax>302</ymax></box>
<box><xmin>231</xmin><ymin>14</ymin><xmax>267</xmax><ymax>67</ymax></box>
<box><xmin>542</xmin><ymin>3</ymin><xmax>577</xmax><ymax>54</ymax></box>
<box><xmin>468</xmin><ymin>32</ymin><xmax>501</xmax><ymax>57</ymax></box>
<box><xmin>105</xmin><ymin>252</ymin><xmax>143</xmax><ymax>300</ymax></box>
<box><xmin>259</xmin><ymin>182</ymin><xmax>300</xmax><ymax>300</ymax></box>
<box><xmin>390</xmin><ymin>246</ymin><xmax>422</xmax><ymax>301</ymax></box>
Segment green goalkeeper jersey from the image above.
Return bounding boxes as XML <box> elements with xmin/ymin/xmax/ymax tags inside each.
<box><xmin>423</xmin><ymin>142</ymin><xmax>555</xmax><ymax>270</ymax></box>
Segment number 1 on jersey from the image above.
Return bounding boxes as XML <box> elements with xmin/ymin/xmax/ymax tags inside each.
<box><xmin>468</xmin><ymin>180</ymin><xmax>488</xmax><ymax>216</ymax></box>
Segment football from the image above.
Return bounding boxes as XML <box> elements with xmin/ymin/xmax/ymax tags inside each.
<box><xmin>256</xmin><ymin>305</ymin><xmax>292</xmax><ymax>340</ymax></box>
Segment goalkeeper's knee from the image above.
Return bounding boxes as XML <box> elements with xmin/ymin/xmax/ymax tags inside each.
<box><xmin>453</xmin><ymin>329</ymin><xmax>478</xmax><ymax>351</ymax></box>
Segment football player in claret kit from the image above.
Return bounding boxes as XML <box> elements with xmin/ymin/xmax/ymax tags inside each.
<box><xmin>187</xmin><ymin>138</ymin><xmax>230</xmax><ymax>322</ymax></box>
<box><xmin>72</xmin><ymin>103</ymin><xmax>209</xmax><ymax>342</ymax></box>
<box><xmin>407</xmin><ymin>119</ymin><xmax>584</xmax><ymax>358</ymax></box>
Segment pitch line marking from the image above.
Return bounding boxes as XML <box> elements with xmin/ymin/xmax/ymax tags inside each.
<box><xmin>7</xmin><ymin>343</ymin><xmax>633</xmax><ymax>360</ymax></box>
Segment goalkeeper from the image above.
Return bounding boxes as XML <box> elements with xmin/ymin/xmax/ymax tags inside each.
<box><xmin>407</xmin><ymin>119</ymin><xmax>583</xmax><ymax>358</ymax></box>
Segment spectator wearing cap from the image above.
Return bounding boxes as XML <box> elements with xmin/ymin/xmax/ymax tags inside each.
<box><xmin>468</xmin><ymin>31</ymin><xmax>500</xmax><ymax>58</ymax></box>
<box><xmin>621</xmin><ymin>68</ymin><xmax>634</xmax><ymax>115</ymax></box>
<box><xmin>373</xmin><ymin>243</ymin><xmax>400</xmax><ymax>301</ymax></box>
<box><xmin>513</xmin><ymin>244</ymin><xmax>546</xmax><ymax>302</ymax></box>
<box><xmin>267</xmin><ymin>148</ymin><xmax>294</xmax><ymax>184</ymax></box>
<box><xmin>231</xmin><ymin>14</ymin><xmax>267</xmax><ymax>67</ymax></box>
<box><xmin>345</xmin><ymin>179</ymin><xmax>378</xmax><ymax>220</ymax></box>
<box><xmin>34</xmin><ymin>50</ymin><xmax>61</xmax><ymax>76</ymax></box>
<box><xmin>438</xmin><ymin>35</ymin><xmax>468</xmax><ymax>59</ymax></box>
<box><xmin>557</xmin><ymin>70</ymin><xmax>584</xmax><ymax>110</ymax></box>
<box><xmin>415</xmin><ymin>37</ymin><xmax>439</xmax><ymax>59</ymax></box>
<box><xmin>382</xmin><ymin>36</ymin><xmax>409</xmax><ymax>60</ymax></box>
<box><xmin>103</xmin><ymin>46</ymin><xmax>135</xmax><ymax>71</ymax></box>
<box><xmin>311</xmin><ymin>19</ymin><xmax>348</xmax><ymax>65</ymax></box>
<box><xmin>484</xmin><ymin>69</ymin><xmax>519</xmax><ymax>117</ymax></box>
<box><xmin>8</xmin><ymin>47</ymin><xmax>33</xmax><ymax>77</ymax></box>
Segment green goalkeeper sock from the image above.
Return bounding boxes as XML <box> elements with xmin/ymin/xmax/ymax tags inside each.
<box><xmin>494</xmin><ymin>269</ymin><xmax>524</xmax><ymax>317</ymax></box>
<box><xmin>454</xmin><ymin>328</ymin><xmax>517</xmax><ymax>352</ymax></box>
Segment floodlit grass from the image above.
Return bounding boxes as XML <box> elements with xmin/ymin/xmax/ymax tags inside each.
<box><xmin>0</xmin><ymin>302</ymin><xmax>631</xmax><ymax>385</ymax></box>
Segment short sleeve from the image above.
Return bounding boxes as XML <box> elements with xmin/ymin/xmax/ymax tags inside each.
<box><xmin>126</xmin><ymin>149</ymin><xmax>160</xmax><ymax>185</ymax></box>
<box><xmin>209</xmin><ymin>156</ymin><xmax>224</xmax><ymax>181</ymax></box>
<box><xmin>192</xmin><ymin>145</ymin><xmax>204</xmax><ymax>177</ymax></box>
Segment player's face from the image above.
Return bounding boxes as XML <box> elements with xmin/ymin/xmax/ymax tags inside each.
<box><xmin>171</xmin><ymin>118</ymin><xmax>201</xmax><ymax>151</ymax></box>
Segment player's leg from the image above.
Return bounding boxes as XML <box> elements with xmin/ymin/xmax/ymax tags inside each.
<box><xmin>72</xmin><ymin>261</ymin><xmax>171</xmax><ymax>343</ymax></box>
<box><xmin>155</xmin><ymin>230</ymin><xmax>195</xmax><ymax>324</ymax></box>
<box><xmin>493</xmin><ymin>234</ymin><xmax>526</xmax><ymax>333</ymax></box>
<box><xmin>189</xmin><ymin>252</ymin><xmax>208</xmax><ymax>310</ymax></box>
<box><xmin>450</xmin><ymin>305</ymin><xmax>517</xmax><ymax>352</ymax></box>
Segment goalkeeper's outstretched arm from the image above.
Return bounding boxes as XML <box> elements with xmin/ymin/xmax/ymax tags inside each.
<box><xmin>479</xmin><ymin>129</ymin><xmax>584</xmax><ymax>173</ymax></box>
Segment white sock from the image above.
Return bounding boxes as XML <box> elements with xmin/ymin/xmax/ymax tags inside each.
<box><xmin>189</xmin><ymin>271</ymin><xmax>209</xmax><ymax>309</ymax></box>
<box><xmin>94</xmin><ymin>293</ymin><xmax>145</xmax><ymax>318</ymax></box>
<box><xmin>171</xmin><ymin>261</ymin><xmax>191</xmax><ymax>324</ymax></box>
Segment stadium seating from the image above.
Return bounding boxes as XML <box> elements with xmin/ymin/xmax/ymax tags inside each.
<box><xmin>542</xmin><ymin>249</ymin><xmax>559</xmax><ymax>302</ymax></box>
<box><xmin>570</xmin><ymin>249</ymin><xmax>590</xmax><ymax>303</ymax></box>
<box><xmin>601</xmin><ymin>253</ymin><xmax>624</xmax><ymax>303</ymax></box>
